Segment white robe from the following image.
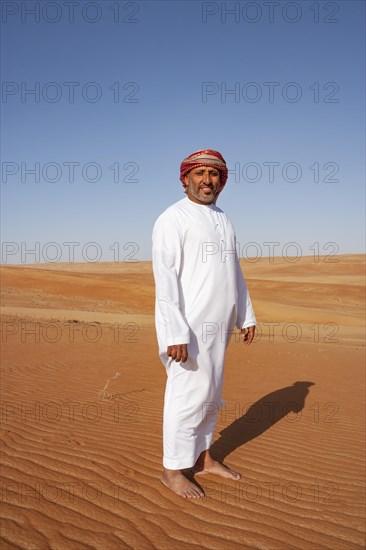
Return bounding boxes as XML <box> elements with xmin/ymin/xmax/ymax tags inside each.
<box><xmin>152</xmin><ymin>196</ymin><xmax>256</xmax><ymax>469</ymax></box>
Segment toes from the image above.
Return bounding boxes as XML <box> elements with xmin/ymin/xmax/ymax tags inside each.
<box><xmin>161</xmin><ymin>473</ymin><xmax>205</xmax><ymax>499</ymax></box>
<box><xmin>186</xmin><ymin>488</ymin><xmax>204</xmax><ymax>498</ymax></box>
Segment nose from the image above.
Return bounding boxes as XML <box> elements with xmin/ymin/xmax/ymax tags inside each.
<box><xmin>203</xmin><ymin>172</ymin><xmax>212</xmax><ymax>184</ymax></box>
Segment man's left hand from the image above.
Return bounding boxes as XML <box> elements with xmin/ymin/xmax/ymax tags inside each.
<box><xmin>240</xmin><ymin>326</ymin><xmax>255</xmax><ymax>345</ymax></box>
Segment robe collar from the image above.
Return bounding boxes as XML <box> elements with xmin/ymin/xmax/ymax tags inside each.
<box><xmin>185</xmin><ymin>196</ymin><xmax>219</xmax><ymax>211</ymax></box>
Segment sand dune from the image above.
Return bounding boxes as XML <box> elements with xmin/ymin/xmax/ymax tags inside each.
<box><xmin>1</xmin><ymin>255</ymin><xmax>365</xmax><ymax>549</ymax></box>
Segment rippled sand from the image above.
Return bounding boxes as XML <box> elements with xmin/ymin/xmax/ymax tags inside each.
<box><xmin>1</xmin><ymin>255</ymin><xmax>365</xmax><ymax>549</ymax></box>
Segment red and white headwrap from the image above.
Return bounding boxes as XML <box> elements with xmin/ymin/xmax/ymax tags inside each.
<box><xmin>180</xmin><ymin>149</ymin><xmax>228</xmax><ymax>195</ymax></box>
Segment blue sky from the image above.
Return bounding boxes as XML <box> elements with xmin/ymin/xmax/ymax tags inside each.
<box><xmin>1</xmin><ymin>0</ymin><xmax>365</xmax><ymax>263</ymax></box>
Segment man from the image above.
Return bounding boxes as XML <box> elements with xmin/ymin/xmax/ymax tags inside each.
<box><xmin>152</xmin><ymin>149</ymin><xmax>256</xmax><ymax>499</ymax></box>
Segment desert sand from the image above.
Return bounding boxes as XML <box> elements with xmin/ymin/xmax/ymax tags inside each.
<box><xmin>0</xmin><ymin>255</ymin><xmax>365</xmax><ymax>549</ymax></box>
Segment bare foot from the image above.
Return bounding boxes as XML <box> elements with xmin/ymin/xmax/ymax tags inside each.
<box><xmin>161</xmin><ymin>470</ymin><xmax>205</xmax><ymax>498</ymax></box>
<box><xmin>192</xmin><ymin>459</ymin><xmax>241</xmax><ymax>480</ymax></box>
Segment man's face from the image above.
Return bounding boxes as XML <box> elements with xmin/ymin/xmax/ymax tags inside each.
<box><xmin>183</xmin><ymin>166</ymin><xmax>221</xmax><ymax>205</ymax></box>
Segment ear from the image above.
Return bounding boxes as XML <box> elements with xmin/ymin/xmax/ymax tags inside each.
<box><xmin>183</xmin><ymin>175</ymin><xmax>189</xmax><ymax>186</ymax></box>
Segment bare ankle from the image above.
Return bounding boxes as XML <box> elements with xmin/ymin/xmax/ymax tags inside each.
<box><xmin>163</xmin><ymin>468</ymin><xmax>181</xmax><ymax>477</ymax></box>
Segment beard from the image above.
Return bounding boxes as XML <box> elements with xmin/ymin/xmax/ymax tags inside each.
<box><xmin>188</xmin><ymin>183</ymin><xmax>218</xmax><ymax>204</ymax></box>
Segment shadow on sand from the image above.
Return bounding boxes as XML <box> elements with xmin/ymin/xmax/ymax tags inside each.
<box><xmin>210</xmin><ymin>380</ymin><xmax>315</xmax><ymax>464</ymax></box>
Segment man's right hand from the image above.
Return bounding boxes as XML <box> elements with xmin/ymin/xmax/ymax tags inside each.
<box><xmin>167</xmin><ymin>344</ymin><xmax>188</xmax><ymax>363</ymax></box>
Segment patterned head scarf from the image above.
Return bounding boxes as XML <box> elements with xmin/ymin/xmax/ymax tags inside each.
<box><xmin>180</xmin><ymin>149</ymin><xmax>228</xmax><ymax>195</ymax></box>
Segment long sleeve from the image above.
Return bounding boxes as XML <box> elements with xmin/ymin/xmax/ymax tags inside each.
<box><xmin>152</xmin><ymin>213</ymin><xmax>191</xmax><ymax>346</ymax></box>
<box><xmin>235</xmin><ymin>257</ymin><xmax>256</xmax><ymax>329</ymax></box>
